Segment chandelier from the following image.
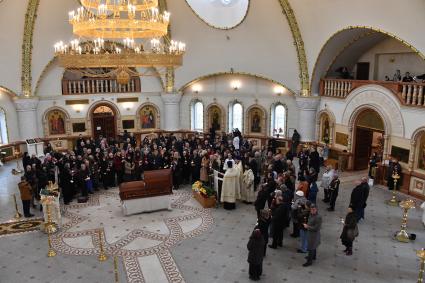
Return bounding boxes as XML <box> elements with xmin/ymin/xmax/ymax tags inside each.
<box><xmin>54</xmin><ymin>0</ymin><xmax>186</xmax><ymax>84</ymax></box>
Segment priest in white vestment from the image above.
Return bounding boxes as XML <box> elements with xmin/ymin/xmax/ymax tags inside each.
<box><xmin>221</xmin><ymin>160</ymin><xmax>241</xmax><ymax>210</ymax></box>
<box><xmin>241</xmin><ymin>164</ymin><xmax>255</xmax><ymax>203</ymax></box>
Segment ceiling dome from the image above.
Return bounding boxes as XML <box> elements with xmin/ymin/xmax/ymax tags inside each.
<box><xmin>185</xmin><ymin>0</ymin><xmax>249</xmax><ymax>29</ymax></box>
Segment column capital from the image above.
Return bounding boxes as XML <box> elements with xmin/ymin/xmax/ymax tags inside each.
<box><xmin>295</xmin><ymin>96</ymin><xmax>320</xmax><ymax>111</ymax></box>
<box><xmin>160</xmin><ymin>92</ymin><xmax>182</xmax><ymax>105</ymax></box>
<box><xmin>13</xmin><ymin>97</ymin><xmax>39</xmax><ymax>112</ymax></box>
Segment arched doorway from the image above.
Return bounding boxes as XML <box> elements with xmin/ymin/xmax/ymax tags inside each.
<box><xmin>91</xmin><ymin>104</ymin><xmax>117</xmax><ymax>139</ymax></box>
<box><xmin>353</xmin><ymin>109</ymin><xmax>385</xmax><ymax>170</ymax></box>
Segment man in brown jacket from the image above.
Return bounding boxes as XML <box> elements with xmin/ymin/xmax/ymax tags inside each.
<box><xmin>18</xmin><ymin>176</ymin><xmax>34</xmax><ymax>217</ymax></box>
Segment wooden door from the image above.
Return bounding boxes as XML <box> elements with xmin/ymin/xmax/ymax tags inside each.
<box><xmin>354</xmin><ymin>127</ymin><xmax>373</xmax><ymax>170</ymax></box>
<box><xmin>356</xmin><ymin>62</ymin><xmax>370</xmax><ymax>80</ymax></box>
<box><xmin>92</xmin><ymin>114</ymin><xmax>116</xmax><ymax>140</ymax></box>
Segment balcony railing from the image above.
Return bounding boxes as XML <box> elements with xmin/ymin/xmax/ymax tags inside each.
<box><xmin>320</xmin><ymin>79</ymin><xmax>425</xmax><ymax>107</ymax></box>
<box><xmin>62</xmin><ymin>77</ymin><xmax>141</xmax><ymax>95</ymax></box>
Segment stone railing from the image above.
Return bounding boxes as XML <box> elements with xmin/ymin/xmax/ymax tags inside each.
<box><xmin>320</xmin><ymin>78</ymin><xmax>425</xmax><ymax>107</ymax></box>
<box><xmin>62</xmin><ymin>77</ymin><xmax>141</xmax><ymax>95</ymax></box>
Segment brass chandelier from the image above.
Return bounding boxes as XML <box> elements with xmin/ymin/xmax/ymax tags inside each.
<box><xmin>54</xmin><ymin>0</ymin><xmax>186</xmax><ymax>84</ymax></box>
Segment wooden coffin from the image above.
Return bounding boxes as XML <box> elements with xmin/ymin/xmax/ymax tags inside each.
<box><xmin>119</xmin><ymin>169</ymin><xmax>173</xmax><ymax>201</ymax></box>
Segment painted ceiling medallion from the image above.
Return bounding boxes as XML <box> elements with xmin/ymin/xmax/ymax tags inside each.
<box><xmin>186</xmin><ymin>0</ymin><xmax>250</xmax><ymax>30</ymax></box>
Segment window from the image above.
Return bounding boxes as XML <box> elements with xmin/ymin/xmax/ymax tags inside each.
<box><xmin>229</xmin><ymin>102</ymin><xmax>243</xmax><ymax>132</ymax></box>
<box><xmin>270</xmin><ymin>104</ymin><xmax>286</xmax><ymax>137</ymax></box>
<box><xmin>0</xmin><ymin>108</ymin><xmax>8</xmax><ymax>145</ymax></box>
<box><xmin>191</xmin><ymin>101</ymin><xmax>204</xmax><ymax>132</ymax></box>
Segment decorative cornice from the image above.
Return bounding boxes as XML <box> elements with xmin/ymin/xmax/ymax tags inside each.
<box><xmin>21</xmin><ymin>0</ymin><xmax>40</xmax><ymax>97</ymax></box>
<box><xmin>13</xmin><ymin>97</ymin><xmax>39</xmax><ymax>111</ymax></box>
<box><xmin>184</xmin><ymin>0</ymin><xmax>250</xmax><ymax>30</ymax></box>
<box><xmin>178</xmin><ymin>71</ymin><xmax>296</xmax><ymax>95</ymax></box>
<box><xmin>278</xmin><ymin>0</ymin><xmax>310</xmax><ymax>96</ymax></box>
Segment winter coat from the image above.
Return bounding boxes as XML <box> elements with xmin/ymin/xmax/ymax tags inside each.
<box><xmin>306</xmin><ymin>213</ymin><xmax>322</xmax><ymax>250</ymax></box>
<box><xmin>247</xmin><ymin>234</ymin><xmax>265</xmax><ymax>265</ymax></box>
<box><xmin>340</xmin><ymin>212</ymin><xmax>358</xmax><ymax>244</ymax></box>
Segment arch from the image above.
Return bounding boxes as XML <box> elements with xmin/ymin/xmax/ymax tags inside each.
<box><xmin>42</xmin><ymin>106</ymin><xmax>71</xmax><ymax>137</ymax></box>
<box><xmin>205</xmin><ymin>103</ymin><xmax>226</xmax><ymax>133</ymax></box>
<box><xmin>270</xmin><ymin>102</ymin><xmax>288</xmax><ymax>137</ymax></box>
<box><xmin>136</xmin><ymin>102</ymin><xmax>161</xmax><ymax>131</ymax></box>
<box><xmin>311</xmin><ymin>26</ymin><xmax>425</xmax><ymax>94</ymax></box>
<box><xmin>0</xmin><ymin>85</ymin><xmax>18</xmax><ymax>97</ymax></box>
<box><xmin>245</xmin><ymin>104</ymin><xmax>267</xmax><ymax>136</ymax></box>
<box><xmin>342</xmin><ymin>84</ymin><xmax>404</xmax><ymax>138</ymax></box>
<box><xmin>409</xmin><ymin>127</ymin><xmax>425</xmax><ymax>171</ymax></box>
<box><xmin>316</xmin><ymin>108</ymin><xmax>336</xmax><ymax>145</ymax></box>
<box><xmin>189</xmin><ymin>98</ymin><xmax>204</xmax><ymax>132</ymax></box>
<box><xmin>178</xmin><ymin>71</ymin><xmax>296</xmax><ymax>96</ymax></box>
<box><xmin>86</xmin><ymin>101</ymin><xmax>121</xmax><ymax>137</ymax></box>
<box><xmin>228</xmin><ymin>100</ymin><xmax>244</xmax><ymax>133</ymax></box>
<box><xmin>0</xmin><ymin>107</ymin><xmax>9</xmax><ymax>144</ymax></box>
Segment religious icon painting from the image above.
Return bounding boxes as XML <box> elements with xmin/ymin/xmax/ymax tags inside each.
<box><xmin>140</xmin><ymin>105</ymin><xmax>157</xmax><ymax>129</ymax></box>
<box><xmin>209</xmin><ymin>105</ymin><xmax>222</xmax><ymax>131</ymax></box>
<box><xmin>250</xmin><ymin>109</ymin><xmax>262</xmax><ymax>133</ymax></box>
<box><xmin>248</xmin><ymin>107</ymin><xmax>264</xmax><ymax>134</ymax></box>
<box><xmin>47</xmin><ymin>110</ymin><xmax>66</xmax><ymax>135</ymax></box>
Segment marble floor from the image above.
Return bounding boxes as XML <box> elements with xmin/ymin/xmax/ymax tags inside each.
<box><xmin>0</xmin><ymin>160</ymin><xmax>425</xmax><ymax>283</ymax></box>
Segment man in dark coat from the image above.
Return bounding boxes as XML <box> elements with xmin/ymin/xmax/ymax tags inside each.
<box><xmin>247</xmin><ymin>229</ymin><xmax>265</xmax><ymax>281</ymax></box>
<box><xmin>349</xmin><ymin>177</ymin><xmax>369</xmax><ymax>222</ymax></box>
<box><xmin>303</xmin><ymin>204</ymin><xmax>322</xmax><ymax>267</ymax></box>
<box><xmin>291</xmin><ymin>129</ymin><xmax>300</xmax><ymax>155</ymax></box>
<box><xmin>309</xmin><ymin>147</ymin><xmax>321</xmax><ymax>175</ymax></box>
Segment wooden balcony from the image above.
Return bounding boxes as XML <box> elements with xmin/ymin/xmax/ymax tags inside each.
<box><xmin>62</xmin><ymin>77</ymin><xmax>141</xmax><ymax>95</ymax></box>
<box><xmin>320</xmin><ymin>78</ymin><xmax>425</xmax><ymax>107</ymax></box>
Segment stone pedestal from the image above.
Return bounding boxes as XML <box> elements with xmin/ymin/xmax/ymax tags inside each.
<box><xmin>161</xmin><ymin>93</ymin><xmax>182</xmax><ymax>131</ymax></box>
<box><xmin>295</xmin><ymin>96</ymin><xmax>320</xmax><ymax>142</ymax></box>
<box><xmin>14</xmin><ymin>97</ymin><xmax>39</xmax><ymax>140</ymax></box>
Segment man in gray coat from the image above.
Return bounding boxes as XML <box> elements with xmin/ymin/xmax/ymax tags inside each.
<box><xmin>302</xmin><ymin>204</ymin><xmax>322</xmax><ymax>267</ymax></box>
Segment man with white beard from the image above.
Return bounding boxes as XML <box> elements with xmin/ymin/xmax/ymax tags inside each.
<box><xmin>321</xmin><ymin>165</ymin><xmax>335</xmax><ymax>203</ymax></box>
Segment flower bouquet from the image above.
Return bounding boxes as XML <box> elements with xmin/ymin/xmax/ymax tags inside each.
<box><xmin>192</xmin><ymin>181</ymin><xmax>216</xmax><ymax>208</ymax></box>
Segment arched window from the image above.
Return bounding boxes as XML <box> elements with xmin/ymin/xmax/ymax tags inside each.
<box><xmin>191</xmin><ymin>101</ymin><xmax>204</xmax><ymax>132</ymax></box>
<box><xmin>270</xmin><ymin>104</ymin><xmax>286</xmax><ymax>137</ymax></box>
<box><xmin>228</xmin><ymin>102</ymin><xmax>243</xmax><ymax>132</ymax></box>
<box><xmin>0</xmin><ymin>108</ymin><xmax>8</xmax><ymax>144</ymax></box>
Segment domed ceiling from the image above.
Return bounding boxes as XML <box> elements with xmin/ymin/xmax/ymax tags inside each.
<box><xmin>185</xmin><ymin>0</ymin><xmax>249</xmax><ymax>29</ymax></box>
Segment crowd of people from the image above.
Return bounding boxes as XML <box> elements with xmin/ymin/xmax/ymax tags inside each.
<box><xmin>16</xmin><ymin>129</ymin><xmax>374</xmax><ymax>281</ymax></box>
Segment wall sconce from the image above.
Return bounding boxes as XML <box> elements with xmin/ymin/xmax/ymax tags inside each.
<box><xmin>72</xmin><ymin>104</ymin><xmax>83</xmax><ymax>113</ymax></box>
<box><xmin>231</xmin><ymin>80</ymin><xmax>241</xmax><ymax>90</ymax></box>
<box><xmin>192</xmin><ymin>84</ymin><xmax>202</xmax><ymax>94</ymax></box>
<box><xmin>274</xmin><ymin>86</ymin><xmax>285</xmax><ymax>96</ymax></box>
<box><xmin>122</xmin><ymin>102</ymin><xmax>133</xmax><ymax>111</ymax></box>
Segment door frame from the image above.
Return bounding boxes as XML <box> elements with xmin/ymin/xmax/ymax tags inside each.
<box><xmin>351</xmin><ymin>108</ymin><xmax>386</xmax><ymax>171</ymax></box>
<box><xmin>353</xmin><ymin>126</ymin><xmax>384</xmax><ymax>170</ymax></box>
<box><xmin>87</xmin><ymin>102</ymin><xmax>121</xmax><ymax>139</ymax></box>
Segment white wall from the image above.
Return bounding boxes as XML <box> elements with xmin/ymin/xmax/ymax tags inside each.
<box><xmin>180</xmin><ymin>74</ymin><xmax>298</xmax><ymax>135</ymax></box>
<box><xmin>356</xmin><ymin>38</ymin><xmax>425</xmax><ymax>81</ymax></box>
<box><xmin>169</xmin><ymin>0</ymin><xmax>300</xmax><ymax>92</ymax></box>
<box><xmin>0</xmin><ymin>92</ymin><xmax>19</xmax><ymax>142</ymax></box>
<box><xmin>0</xmin><ymin>0</ymin><xmax>28</xmax><ymax>94</ymax></box>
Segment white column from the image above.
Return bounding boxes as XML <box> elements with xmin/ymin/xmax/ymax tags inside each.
<box><xmin>14</xmin><ymin>97</ymin><xmax>39</xmax><ymax>140</ymax></box>
<box><xmin>295</xmin><ymin>96</ymin><xmax>320</xmax><ymax>142</ymax></box>
<box><xmin>161</xmin><ymin>92</ymin><xmax>182</xmax><ymax>131</ymax></box>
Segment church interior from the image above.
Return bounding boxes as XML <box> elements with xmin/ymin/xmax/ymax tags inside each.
<box><xmin>1</xmin><ymin>0</ymin><xmax>425</xmax><ymax>282</ymax></box>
